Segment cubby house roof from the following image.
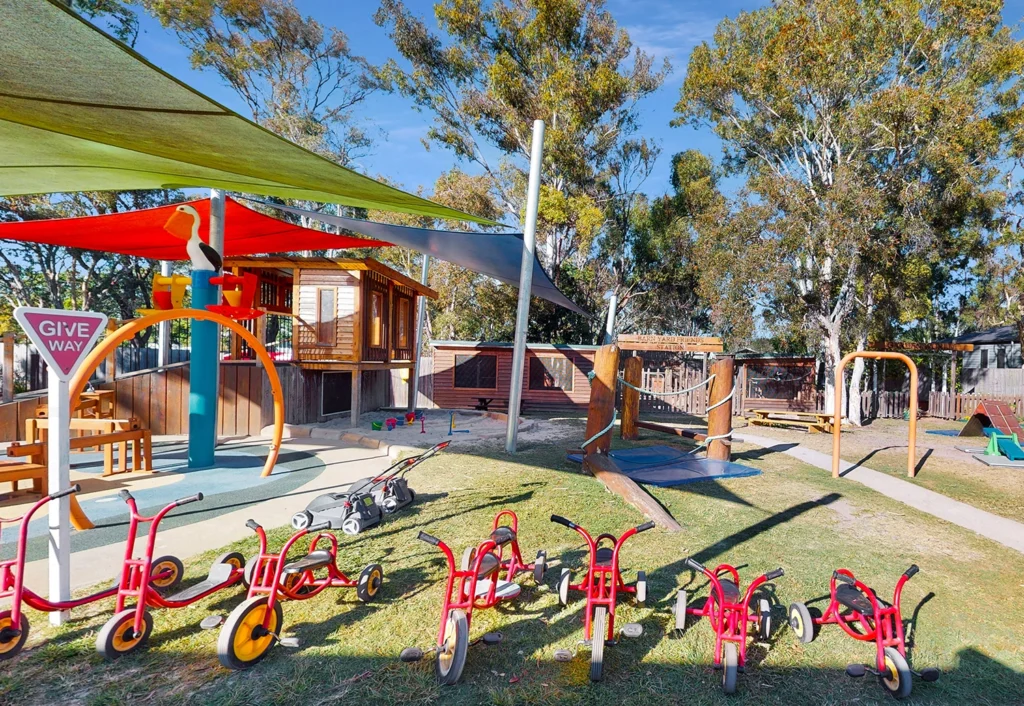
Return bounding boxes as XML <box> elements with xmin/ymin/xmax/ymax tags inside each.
<box><xmin>223</xmin><ymin>256</ymin><xmax>438</xmax><ymax>299</ymax></box>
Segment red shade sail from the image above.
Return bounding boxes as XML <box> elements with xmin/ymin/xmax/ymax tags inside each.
<box><xmin>0</xmin><ymin>196</ymin><xmax>387</xmax><ymax>259</ymax></box>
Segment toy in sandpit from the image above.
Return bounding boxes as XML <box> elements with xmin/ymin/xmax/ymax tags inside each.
<box><xmin>550</xmin><ymin>514</ymin><xmax>653</xmax><ymax>682</ymax></box>
<box><xmin>96</xmin><ymin>490</ymin><xmax>247</xmax><ymax>660</ymax></box>
<box><xmin>788</xmin><ymin>565</ymin><xmax>940</xmax><ymax>699</ymax></box>
<box><xmin>400</xmin><ymin>510</ymin><xmax>547</xmax><ymax>685</ymax></box>
<box><xmin>448</xmin><ymin>410</ymin><xmax>470</xmax><ymax>436</ymax></box>
<box><xmin>674</xmin><ymin>557</ymin><xmax>784</xmax><ymax>694</ymax></box>
<box><xmin>214</xmin><ymin>518</ymin><xmax>383</xmax><ymax>670</ymax></box>
<box><xmin>0</xmin><ymin>486</ymin><xmax>180</xmax><ymax>661</ymax></box>
<box><xmin>291</xmin><ymin>441</ymin><xmax>450</xmax><ymax>535</ymax></box>
<box><xmin>385</xmin><ymin>417</ymin><xmax>398</xmax><ymax>431</ymax></box>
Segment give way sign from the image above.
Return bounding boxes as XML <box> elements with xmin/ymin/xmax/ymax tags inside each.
<box><xmin>13</xmin><ymin>307</ymin><xmax>108</xmax><ymax>381</ymax></box>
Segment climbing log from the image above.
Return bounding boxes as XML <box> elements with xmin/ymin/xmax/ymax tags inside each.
<box><xmin>584</xmin><ymin>344</ymin><xmax>619</xmax><ymax>455</ymax></box>
<box><xmin>706</xmin><ymin>355</ymin><xmax>734</xmax><ymax>461</ymax></box>
<box><xmin>583</xmin><ymin>453</ymin><xmax>682</xmax><ymax>531</ymax></box>
<box><xmin>620</xmin><ymin>355</ymin><xmax>642</xmax><ymax>440</ymax></box>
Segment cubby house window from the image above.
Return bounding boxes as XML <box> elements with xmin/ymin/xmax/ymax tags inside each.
<box><xmin>396</xmin><ymin>297</ymin><xmax>411</xmax><ymax>349</ymax></box>
<box><xmin>316</xmin><ymin>287</ymin><xmax>336</xmax><ymax>345</ymax></box>
<box><xmin>529</xmin><ymin>356</ymin><xmax>574</xmax><ymax>392</ymax></box>
<box><xmin>369</xmin><ymin>291</ymin><xmax>384</xmax><ymax>347</ymax></box>
<box><xmin>454</xmin><ymin>354</ymin><xmax>497</xmax><ymax>389</ymax></box>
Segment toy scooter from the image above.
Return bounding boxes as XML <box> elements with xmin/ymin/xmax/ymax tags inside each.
<box><xmin>675</xmin><ymin>557</ymin><xmax>784</xmax><ymax>694</ymax></box>
<box><xmin>550</xmin><ymin>514</ymin><xmax>653</xmax><ymax>682</ymax></box>
<box><xmin>215</xmin><ymin>518</ymin><xmax>383</xmax><ymax>669</ymax></box>
<box><xmin>0</xmin><ymin>485</ymin><xmax>179</xmax><ymax>661</ymax></box>
<box><xmin>788</xmin><ymin>565</ymin><xmax>939</xmax><ymax>699</ymax></box>
<box><xmin>96</xmin><ymin>490</ymin><xmax>247</xmax><ymax>659</ymax></box>
<box><xmin>400</xmin><ymin>510</ymin><xmax>546</xmax><ymax>685</ymax></box>
<box><xmin>291</xmin><ymin>441</ymin><xmax>449</xmax><ymax>535</ymax></box>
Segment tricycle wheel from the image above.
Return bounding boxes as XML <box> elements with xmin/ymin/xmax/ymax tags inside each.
<box><xmin>214</xmin><ymin>551</ymin><xmax>245</xmax><ymax>575</ymax></box>
<box><xmin>788</xmin><ymin>602</ymin><xmax>815</xmax><ymax>643</ymax></box>
<box><xmin>242</xmin><ymin>554</ymin><xmax>261</xmax><ymax>589</ymax></box>
<box><xmin>0</xmin><ymin>610</ymin><xmax>29</xmax><ymax>661</ymax></box>
<box><xmin>96</xmin><ymin>609</ymin><xmax>153</xmax><ymax>660</ymax></box>
<box><xmin>880</xmin><ymin>647</ymin><xmax>912</xmax><ymax>699</ymax></box>
<box><xmin>558</xmin><ymin>568</ymin><xmax>570</xmax><ymax>606</ymax></box>
<box><xmin>636</xmin><ymin>571</ymin><xmax>647</xmax><ymax>605</ymax></box>
<box><xmin>357</xmin><ymin>564</ymin><xmax>384</xmax><ymax>602</ymax></box>
<box><xmin>217</xmin><ymin>596</ymin><xmax>284</xmax><ymax>670</ymax></box>
<box><xmin>722</xmin><ymin>642</ymin><xmax>738</xmax><ymax>694</ymax></box>
<box><xmin>435</xmin><ymin>609</ymin><xmax>469</xmax><ymax>685</ymax></box>
<box><xmin>590</xmin><ymin>606</ymin><xmax>606</xmax><ymax>682</ymax></box>
<box><xmin>674</xmin><ymin>590</ymin><xmax>688</xmax><ymax>632</ymax></box>
<box><xmin>758</xmin><ymin>598</ymin><xmax>772</xmax><ymax>640</ymax></box>
<box><xmin>460</xmin><ymin>547</ymin><xmax>477</xmax><ymax>572</ymax></box>
<box><xmin>149</xmin><ymin>555</ymin><xmax>184</xmax><ymax>592</ymax></box>
<box><xmin>534</xmin><ymin>550</ymin><xmax>546</xmax><ymax>583</ymax></box>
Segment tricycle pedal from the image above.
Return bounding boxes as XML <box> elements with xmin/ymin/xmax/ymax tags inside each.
<box><xmin>279</xmin><ymin>637</ymin><xmax>300</xmax><ymax>648</ymax></box>
<box><xmin>553</xmin><ymin>649</ymin><xmax>573</xmax><ymax>662</ymax></box>
<box><xmin>400</xmin><ymin>647</ymin><xmax>425</xmax><ymax>662</ymax></box>
<box><xmin>620</xmin><ymin>622</ymin><xmax>643</xmax><ymax>638</ymax></box>
<box><xmin>199</xmin><ymin>615</ymin><xmax>224</xmax><ymax>630</ymax></box>
<box><xmin>482</xmin><ymin>632</ymin><xmax>503</xmax><ymax>646</ymax></box>
<box><xmin>918</xmin><ymin>667</ymin><xmax>941</xmax><ymax>682</ymax></box>
<box><xmin>846</xmin><ymin>664</ymin><xmax>867</xmax><ymax>678</ymax></box>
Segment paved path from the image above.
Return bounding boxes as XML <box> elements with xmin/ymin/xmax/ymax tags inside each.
<box><xmin>741</xmin><ymin>432</ymin><xmax>1024</xmax><ymax>555</ymax></box>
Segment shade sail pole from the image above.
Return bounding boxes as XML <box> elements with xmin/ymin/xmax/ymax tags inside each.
<box><xmin>408</xmin><ymin>253</ymin><xmax>430</xmax><ymax>413</ymax></box>
<box><xmin>157</xmin><ymin>260</ymin><xmax>172</xmax><ymax>368</ymax></box>
<box><xmin>506</xmin><ymin>120</ymin><xmax>545</xmax><ymax>454</ymax></box>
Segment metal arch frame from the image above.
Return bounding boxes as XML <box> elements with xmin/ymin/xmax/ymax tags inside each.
<box><xmin>832</xmin><ymin>351</ymin><xmax>918</xmax><ymax>478</ymax></box>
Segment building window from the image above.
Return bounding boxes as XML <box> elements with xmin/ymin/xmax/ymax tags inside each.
<box><xmin>454</xmin><ymin>354</ymin><xmax>497</xmax><ymax>389</ymax></box>
<box><xmin>981</xmin><ymin>349</ymin><xmax>989</xmax><ymax>368</ymax></box>
<box><xmin>396</xmin><ymin>297</ymin><xmax>411</xmax><ymax>349</ymax></box>
<box><xmin>529</xmin><ymin>356</ymin><xmax>575</xmax><ymax>391</ymax></box>
<box><xmin>316</xmin><ymin>288</ymin><xmax>336</xmax><ymax>345</ymax></box>
<box><xmin>997</xmin><ymin>347</ymin><xmax>1006</xmax><ymax>369</ymax></box>
<box><xmin>369</xmin><ymin>291</ymin><xmax>384</xmax><ymax>347</ymax></box>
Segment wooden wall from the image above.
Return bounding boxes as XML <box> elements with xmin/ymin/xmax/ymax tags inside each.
<box><xmin>296</xmin><ymin>270</ymin><xmax>359</xmax><ymax>362</ymax></box>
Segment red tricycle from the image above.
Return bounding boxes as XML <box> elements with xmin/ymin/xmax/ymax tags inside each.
<box><xmin>0</xmin><ymin>485</ymin><xmax>179</xmax><ymax>661</ymax></box>
<box><xmin>674</xmin><ymin>557</ymin><xmax>784</xmax><ymax>694</ymax></box>
<box><xmin>400</xmin><ymin>510</ymin><xmax>546</xmax><ymax>685</ymax></box>
<box><xmin>216</xmin><ymin>518</ymin><xmax>383</xmax><ymax>669</ymax></box>
<box><xmin>96</xmin><ymin>490</ymin><xmax>248</xmax><ymax>659</ymax></box>
<box><xmin>550</xmin><ymin>514</ymin><xmax>653</xmax><ymax>682</ymax></box>
<box><xmin>788</xmin><ymin>565</ymin><xmax>939</xmax><ymax>699</ymax></box>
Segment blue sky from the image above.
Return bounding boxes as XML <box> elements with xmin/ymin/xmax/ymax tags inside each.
<box><xmin>127</xmin><ymin>0</ymin><xmax>1024</xmax><ymax>204</ymax></box>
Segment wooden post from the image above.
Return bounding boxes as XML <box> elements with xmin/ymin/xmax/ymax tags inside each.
<box><xmin>706</xmin><ymin>355</ymin><xmax>734</xmax><ymax>461</ymax></box>
<box><xmin>2</xmin><ymin>332</ymin><xmax>13</xmax><ymax>403</ymax></box>
<box><xmin>255</xmin><ymin>314</ymin><xmax>267</xmax><ymax>370</ymax></box>
<box><xmin>350</xmin><ymin>369</ymin><xmax>361</xmax><ymax>427</ymax></box>
<box><xmin>584</xmin><ymin>344</ymin><xmax>619</xmax><ymax>455</ymax></box>
<box><xmin>620</xmin><ymin>355</ymin><xmax>642</xmax><ymax>440</ymax></box>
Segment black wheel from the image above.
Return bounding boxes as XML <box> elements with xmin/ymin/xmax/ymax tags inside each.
<box><xmin>722</xmin><ymin>642</ymin><xmax>738</xmax><ymax>694</ymax></box>
<box><xmin>96</xmin><ymin>609</ymin><xmax>154</xmax><ymax>660</ymax></box>
<box><xmin>290</xmin><ymin>511</ymin><xmax>312</xmax><ymax>530</ymax></box>
<box><xmin>789</xmin><ymin>602</ymin><xmax>815</xmax><ymax>643</ymax></box>
<box><xmin>242</xmin><ymin>554</ymin><xmax>261</xmax><ymax>589</ymax></box>
<box><xmin>636</xmin><ymin>571</ymin><xmax>647</xmax><ymax>605</ymax></box>
<box><xmin>758</xmin><ymin>598</ymin><xmax>772</xmax><ymax>640</ymax></box>
<box><xmin>217</xmin><ymin>596</ymin><xmax>284</xmax><ymax>670</ymax></box>
<box><xmin>880</xmin><ymin>647</ymin><xmax>912</xmax><ymax>699</ymax></box>
<box><xmin>0</xmin><ymin>610</ymin><xmax>29</xmax><ymax>661</ymax></box>
<box><xmin>357</xmin><ymin>564</ymin><xmax>383</xmax><ymax>602</ymax></box>
<box><xmin>534</xmin><ymin>551</ymin><xmax>546</xmax><ymax>583</ymax></box>
<box><xmin>435</xmin><ymin>609</ymin><xmax>469</xmax><ymax>685</ymax></box>
<box><xmin>461</xmin><ymin>547</ymin><xmax>477</xmax><ymax>572</ymax></box>
<box><xmin>558</xmin><ymin>568</ymin><xmax>570</xmax><ymax>606</ymax></box>
<box><xmin>674</xmin><ymin>590</ymin><xmax>688</xmax><ymax>632</ymax></box>
<box><xmin>214</xmin><ymin>551</ymin><xmax>245</xmax><ymax>575</ymax></box>
<box><xmin>408</xmin><ymin>489</ymin><xmax>416</xmax><ymax>503</ymax></box>
<box><xmin>341</xmin><ymin>516</ymin><xmax>362</xmax><ymax>536</ymax></box>
<box><xmin>149</xmin><ymin>555</ymin><xmax>184</xmax><ymax>592</ymax></box>
<box><xmin>590</xmin><ymin>606</ymin><xmax>607</xmax><ymax>682</ymax></box>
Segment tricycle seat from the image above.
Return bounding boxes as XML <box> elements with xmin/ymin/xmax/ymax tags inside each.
<box><xmin>475</xmin><ymin>551</ymin><xmax>501</xmax><ymax>579</ymax></box>
<box><xmin>474</xmin><ymin>578</ymin><xmax>521</xmax><ymax>600</ymax></box>
<box><xmin>283</xmin><ymin>550</ymin><xmax>333</xmax><ymax>575</ymax></box>
<box><xmin>836</xmin><ymin>584</ymin><xmax>875</xmax><ymax>614</ymax></box>
<box><xmin>595</xmin><ymin>547</ymin><xmax>614</xmax><ymax>567</ymax></box>
<box><xmin>716</xmin><ymin>579</ymin><xmax>740</xmax><ymax>603</ymax></box>
<box><xmin>490</xmin><ymin>526</ymin><xmax>516</xmax><ymax>546</ymax></box>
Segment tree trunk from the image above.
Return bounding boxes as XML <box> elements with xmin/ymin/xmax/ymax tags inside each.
<box><xmin>848</xmin><ymin>333</ymin><xmax>867</xmax><ymax>426</ymax></box>
<box><xmin>822</xmin><ymin>327</ymin><xmax>842</xmax><ymax>415</ymax></box>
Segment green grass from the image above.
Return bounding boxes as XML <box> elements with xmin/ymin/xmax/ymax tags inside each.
<box><xmin>2</xmin><ymin>421</ymin><xmax>1023</xmax><ymax>705</ymax></box>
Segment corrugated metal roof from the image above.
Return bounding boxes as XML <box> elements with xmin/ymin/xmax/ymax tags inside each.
<box><xmin>940</xmin><ymin>325</ymin><xmax>1019</xmax><ymax>345</ymax></box>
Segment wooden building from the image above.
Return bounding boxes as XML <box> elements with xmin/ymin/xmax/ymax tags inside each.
<box><xmin>430</xmin><ymin>341</ymin><xmax>597</xmax><ymax>411</ymax></box>
<box><xmin>224</xmin><ymin>256</ymin><xmax>437</xmax><ymax>422</ymax></box>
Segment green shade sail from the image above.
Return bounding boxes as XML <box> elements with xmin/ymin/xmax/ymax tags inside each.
<box><xmin>0</xmin><ymin>0</ymin><xmax>493</xmax><ymax>225</ymax></box>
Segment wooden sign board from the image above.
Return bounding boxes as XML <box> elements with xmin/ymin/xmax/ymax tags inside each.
<box><xmin>871</xmin><ymin>341</ymin><xmax>974</xmax><ymax>353</ymax></box>
<box><xmin>617</xmin><ymin>334</ymin><xmax>723</xmax><ymax>353</ymax></box>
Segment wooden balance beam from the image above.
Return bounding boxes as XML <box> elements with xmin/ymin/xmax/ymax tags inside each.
<box><xmin>583</xmin><ymin>453</ymin><xmax>682</xmax><ymax>531</ymax></box>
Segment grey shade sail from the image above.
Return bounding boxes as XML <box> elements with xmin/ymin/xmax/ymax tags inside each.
<box><xmin>255</xmin><ymin>200</ymin><xmax>588</xmax><ymax>315</ymax></box>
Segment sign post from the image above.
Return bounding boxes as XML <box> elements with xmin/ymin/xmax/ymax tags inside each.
<box><xmin>13</xmin><ymin>307</ymin><xmax>107</xmax><ymax>625</ymax></box>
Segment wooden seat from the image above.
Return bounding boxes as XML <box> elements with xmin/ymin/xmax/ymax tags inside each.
<box><xmin>0</xmin><ymin>460</ymin><xmax>46</xmax><ymax>495</ymax></box>
<box><xmin>747</xmin><ymin>409</ymin><xmax>838</xmax><ymax>434</ymax></box>
<box><xmin>24</xmin><ymin>418</ymin><xmax>152</xmax><ymax>476</ymax></box>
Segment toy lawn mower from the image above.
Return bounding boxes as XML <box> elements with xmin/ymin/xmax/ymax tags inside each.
<box><xmin>291</xmin><ymin>441</ymin><xmax>449</xmax><ymax>535</ymax></box>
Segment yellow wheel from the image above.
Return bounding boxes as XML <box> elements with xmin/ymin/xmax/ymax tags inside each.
<box><xmin>357</xmin><ymin>564</ymin><xmax>383</xmax><ymax>602</ymax></box>
<box><xmin>880</xmin><ymin>647</ymin><xmax>912</xmax><ymax>699</ymax></box>
<box><xmin>0</xmin><ymin>610</ymin><xmax>29</xmax><ymax>661</ymax></box>
<box><xmin>214</xmin><ymin>551</ymin><xmax>245</xmax><ymax>573</ymax></box>
<box><xmin>789</xmin><ymin>602</ymin><xmax>815</xmax><ymax>643</ymax></box>
<box><xmin>96</xmin><ymin>609</ymin><xmax>153</xmax><ymax>660</ymax></box>
<box><xmin>150</xmin><ymin>555</ymin><xmax>184</xmax><ymax>592</ymax></box>
<box><xmin>435</xmin><ymin>609</ymin><xmax>468</xmax><ymax>685</ymax></box>
<box><xmin>217</xmin><ymin>596</ymin><xmax>284</xmax><ymax>670</ymax></box>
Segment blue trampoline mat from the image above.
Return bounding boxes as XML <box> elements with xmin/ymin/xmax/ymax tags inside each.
<box><xmin>925</xmin><ymin>429</ymin><xmax>961</xmax><ymax>437</ymax></box>
<box><xmin>567</xmin><ymin>445</ymin><xmax>761</xmax><ymax>486</ymax></box>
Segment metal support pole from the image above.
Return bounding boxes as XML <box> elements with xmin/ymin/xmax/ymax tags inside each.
<box><xmin>603</xmin><ymin>291</ymin><xmax>618</xmax><ymax>345</ymax></box>
<box><xmin>408</xmin><ymin>254</ymin><xmax>430</xmax><ymax>413</ymax></box>
<box><xmin>157</xmin><ymin>260</ymin><xmax>172</xmax><ymax>368</ymax></box>
<box><xmin>47</xmin><ymin>369</ymin><xmax>70</xmax><ymax>625</ymax></box>
<box><xmin>505</xmin><ymin>120</ymin><xmax>545</xmax><ymax>454</ymax></box>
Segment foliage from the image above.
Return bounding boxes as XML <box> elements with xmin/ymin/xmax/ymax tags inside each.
<box><xmin>64</xmin><ymin>0</ymin><xmax>139</xmax><ymax>45</ymax></box>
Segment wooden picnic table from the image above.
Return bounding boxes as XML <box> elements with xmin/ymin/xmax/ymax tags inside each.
<box><xmin>747</xmin><ymin>409</ymin><xmax>837</xmax><ymax>434</ymax></box>
<box><xmin>25</xmin><ymin>417</ymin><xmax>152</xmax><ymax>477</ymax></box>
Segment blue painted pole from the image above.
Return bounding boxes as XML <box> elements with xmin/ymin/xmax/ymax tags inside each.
<box><xmin>188</xmin><ymin>270</ymin><xmax>218</xmax><ymax>468</ymax></box>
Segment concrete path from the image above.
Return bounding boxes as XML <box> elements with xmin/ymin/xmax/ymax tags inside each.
<box><xmin>13</xmin><ymin>437</ymin><xmax>391</xmax><ymax>594</ymax></box>
<box><xmin>742</xmin><ymin>432</ymin><xmax>1024</xmax><ymax>555</ymax></box>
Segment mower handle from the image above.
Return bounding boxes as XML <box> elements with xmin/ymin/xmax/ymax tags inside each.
<box><xmin>765</xmin><ymin>567</ymin><xmax>784</xmax><ymax>581</ymax></box>
<box><xmin>417</xmin><ymin>531</ymin><xmax>441</xmax><ymax>546</ymax></box>
<box><xmin>685</xmin><ymin>557</ymin><xmax>706</xmax><ymax>573</ymax></box>
<box><xmin>903</xmin><ymin>564</ymin><xmax>919</xmax><ymax>579</ymax></box>
<box><xmin>174</xmin><ymin>492</ymin><xmax>204</xmax><ymax>507</ymax></box>
<box><xmin>833</xmin><ymin>570</ymin><xmax>855</xmax><ymax>585</ymax></box>
<box><xmin>635</xmin><ymin>521</ymin><xmax>655</xmax><ymax>533</ymax></box>
<box><xmin>49</xmin><ymin>484</ymin><xmax>81</xmax><ymax>501</ymax></box>
<box><xmin>550</xmin><ymin>514</ymin><xmax>576</xmax><ymax>529</ymax></box>
<box><xmin>245</xmin><ymin>519</ymin><xmax>261</xmax><ymax>531</ymax></box>
<box><xmin>308</xmin><ymin>521</ymin><xmax>332</xmax><ymax>533</ymax></box>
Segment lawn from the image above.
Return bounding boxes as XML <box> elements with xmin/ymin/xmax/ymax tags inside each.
<box><xmin>1</xmin><ymin>420</ymin><xmax>1022</xmax><ymax>705</ymax></box>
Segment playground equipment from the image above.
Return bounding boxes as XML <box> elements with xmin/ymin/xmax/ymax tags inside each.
<box><xmin>833</xmin><ymin>352</ymin><xmax>918</xmax><ymax>478</ymax></box>
<box><xmin>291</xmin><ymin>441</ymin><xmax>450</xmax><ymax>534</ymax></box>
<box><xmin>96</xmin><ymin>490</ymin><xmax>247</xmax><ymax>659</ymax></box>
<box><xmin>0</xmin><ymin>485</ymin><xmax>178</xmax><ymax>660</ymax></box>
<box><xmin>448</xmin><ymin>411</ymin><xmax>470</xmax><ymax>436</ymax></box>
<box><xmin>400</xmin><ymin>510</ymin><xmax>546</xmax><ymax>685</ymax></box>
<box><xmin>674</xmin><ymin>557</ymin><xmax>784</xmax><ymax>694</ymax></box>
<box><xmin>984</xmin><ymin>430</ymin><xmax>1024</xmax><ymax>460</ymax></box>
<box><xmin>216</xmin><ymin>518</ymin><xmax>383</xmax><ymax>669</ymax></box>
<box><xmin>788</xmin><ymin>566</ymin><xmax>939</xmax><ymax>699</ymax></box>
<box><xmin>550</xmin><ymin>514</ymin><xmax>652</xmax><ymax>682</ymax></box>
<box><xmin>207</xmin><ymin>271</ymin><xmax>262</xmax><ymax>320</ymax></box>
<box><xmin>139</xmin><ymin>272</ymin><xmax>191</xmax><ymax>314</ymax></box>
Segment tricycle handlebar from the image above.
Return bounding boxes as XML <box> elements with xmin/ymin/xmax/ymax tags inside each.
<box><xmin>550</xmin><ymin>514</ymin><xmax>576</xmax><ymax>529</ymax></box>
<box><xmin>685</xmin><ymin>557</ymin><xmax>706</xmax><ymax>573</ymax></box>
<box><xmin>174</xmin><ymin>492</ymin><xmax>204</xmax><ymax>507</ymax></box>
<box><xmin>765</xmin><ymin>567</ymin><xmax>784</xmax><ymax>581</ymax></box>
<box><xmin>49</xmin><ymin>484</ymin><xmax>81</xmax><ymax>501</ymax></box>
<box><xmin>417</xmin><ymin>531</ymin><xmax>441</xmax><ymax>546</ymax></box>
<box><xmin>245</xmin><ymin>519</ymin><xmax>261</xmax><ymax>531</ymax></box>
<box><xmin>903</xmin><ymin>564</ymin><xmax>919</xmax><ymax>579</ymax></box>
<box><xmin>833</xmin><ymin>570</ymin><xmax>855</xmax><ymax>585</ymax></box>
<box><xmin>118</xmin><ymin>489</ymin><xmax>133</xmax><ymax>502</ymax></box>
<box><xmin>635</xmin><ymin>521</ymin><xmax>655</xmax><ymax>533</ymax></box>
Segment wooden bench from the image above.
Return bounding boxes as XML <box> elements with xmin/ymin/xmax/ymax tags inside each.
<box><xmin>474</xmin><ymin>397</ymin><xmax>508</xmax><ymax>411</ymax></box>
<box><xmin>0</xmin><ymin>459</ymin><xmax>46</xmax><ymax>495</ymax></box>
<box><xmin>2</xmin><ymin>444</ymin><xmax>94</xmax><ymax>530</ymax></box>
<box><xmin>747</xmin><ymin>409</ymin><xmax>837</xmax><ymax>434</ymax></box>
<box><xmin>23</xmin><ymin>418</ymin><xmax>152</xmax><ymax>476</ymax></box>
